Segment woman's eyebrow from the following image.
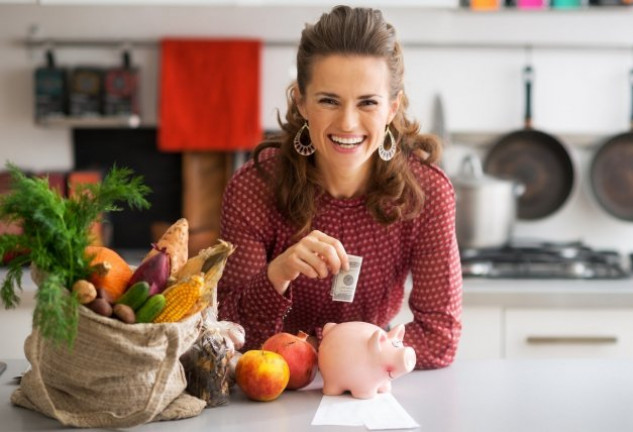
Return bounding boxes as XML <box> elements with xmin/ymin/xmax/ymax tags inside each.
<box><xmin>314</xmin><ymin>92</ymin><xmax>383</xmax><ymax>100</ymax></box>
<box><xmin>359</xmin><ymin>94</ymin><xmax>383</xmax><ymax>100</ymax></box>
<box><xmin>315</xmin><ymin>92</ymin><xmax>339</xmax><ymax>98</ymax></box>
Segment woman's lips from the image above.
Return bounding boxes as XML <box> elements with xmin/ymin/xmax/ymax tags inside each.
<box><xmin>329</xmin><ymin>134</ymin><xmax>365</xmax><ymax>153</ymax></box>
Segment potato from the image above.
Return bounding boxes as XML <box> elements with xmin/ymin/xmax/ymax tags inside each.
<box><xmin>113</xmin><ymin>303</ymin><xmax>136</xmax><ymax>324</ymax></box>
<box><xmin>72</xmin><ymin>279</ymin><xmax>97</xmax><ymax>304</ymax></box>
<box><xmin>144</xmin><ymin>218</ymin><xmax>189</xmax><ymax>277</ymax></box>
<box><xmin>87</xmin><ymin>298</ymin><xmax>113</xmax><ymax>317</ymax></box>
<box><xmin>96</xmin><ymin>287</ymin><xmax>114</xmax><ymax>304</ymax></box>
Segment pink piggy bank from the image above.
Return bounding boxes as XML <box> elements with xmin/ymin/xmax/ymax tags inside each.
<box><xmin>318</xmin><ymin>322</ymin><xmax>416</xmax><ymax>399</ymax></box>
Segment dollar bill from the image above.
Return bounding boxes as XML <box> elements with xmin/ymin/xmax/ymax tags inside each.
<box><xmin>331</xmin><ymin>255</ymin><xmax>363</xmax><ymax>303</ymax></box>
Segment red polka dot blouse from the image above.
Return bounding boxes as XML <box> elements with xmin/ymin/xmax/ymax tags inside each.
<box><xmin>217</xmin><ymin>149</ymin><xmax>462</xmax><ymax>369</ymax></box>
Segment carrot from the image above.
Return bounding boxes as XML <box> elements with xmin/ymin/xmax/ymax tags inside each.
<box><xmin>143</xmin><ymin>218</ymin><xmax>189</xmax><ymax>276</ymax></box>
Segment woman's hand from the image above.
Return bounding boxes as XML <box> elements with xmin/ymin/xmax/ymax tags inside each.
<box><xmin>267</xmin><ymin>230</ymin><xmax>350</xmax><ymax>295</ymax></box>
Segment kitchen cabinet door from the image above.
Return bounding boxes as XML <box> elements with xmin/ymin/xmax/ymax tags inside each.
<box><xmin>0</xmin><ymin>296</ymin><xmax>34</xmax><ymax>359</ymax></box>
<box><xmin>392</xmin><ymin>299</ymin><xmax>503</xmax><ymax>360</ymax></box>
<box><xmin>456</xmin><ymin>306</ymin><xmax>503</xmax><ymax>360</ymax></box>
<box><xmin>505</xmin><ymin>308</ymin><xmax>633</xmax><ymax>359</ymax></box>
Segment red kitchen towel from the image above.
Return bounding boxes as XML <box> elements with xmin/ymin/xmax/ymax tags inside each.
<box><xmin>159</xmin><ymin>39</ymin><xmax>261</xmax><ymax>151</ymax></box>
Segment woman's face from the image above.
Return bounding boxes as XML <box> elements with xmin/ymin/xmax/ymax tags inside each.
<box><xmin>296</xmin><ymin>54</ymin><xmax>400</xmax><ymax>182</ymax></box>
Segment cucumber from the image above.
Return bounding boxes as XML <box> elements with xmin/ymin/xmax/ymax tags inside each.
<box><xmin>136</xmin><ymin>294</ymin><xmax>166</xmax><ymax>323</ymax></box>
<box><xmin>116</xmin><ymin>281</ymin><xmax>150</xmax><ymax>311</ymax></box>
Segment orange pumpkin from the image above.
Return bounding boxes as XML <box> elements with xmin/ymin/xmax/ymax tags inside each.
<box><xmin>85</xmin><ymin>246</ymin><xmax>133</xmax><ymax>301</ymax></box>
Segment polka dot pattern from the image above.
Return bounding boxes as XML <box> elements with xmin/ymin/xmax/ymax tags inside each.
<box><xmin>217</xmin><ymin>148</ymin><xmax>462</xmax><ymax>369</ymax></box>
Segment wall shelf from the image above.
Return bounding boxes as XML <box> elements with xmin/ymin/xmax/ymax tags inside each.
<box><xmin>9</xmin><ymin>0</ymin><xmax>458</xmax><ymax>6</ymax></box>
<box><xmin>19</xmin><ymin>37</ymin><xmax>633</xmax><ymax>53</ymax></box>
<box><xmin>36</xmin><ymin>115</ymin><xmax>141</xmax><ymax>128</ymax></box>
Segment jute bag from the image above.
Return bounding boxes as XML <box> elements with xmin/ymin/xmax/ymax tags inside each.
<box><xmin>11</xmin><ymin>305</ymin><xmax>206</xmax><ymax>428</ymax></box>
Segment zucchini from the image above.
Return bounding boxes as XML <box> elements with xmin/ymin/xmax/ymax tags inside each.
<box><xmin>136</xmin><ymin>294</ymin><xmax>166</xmax><ymax>323</ymax></box>
<box><xmin>116</xmin><ymin>281</ymin><xmax>150</xmax><ymax>311</ymax></box>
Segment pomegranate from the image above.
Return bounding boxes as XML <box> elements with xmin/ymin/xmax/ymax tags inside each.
<box><xmin>262</xmin><ymin>331</ymin><xmax>318</xmax><ymax>390</ymax></box>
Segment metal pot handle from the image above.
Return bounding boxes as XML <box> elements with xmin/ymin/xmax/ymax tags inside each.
<box><xmin>514</xmin><ymin>182</ymin><xmax>526</xmax><ymax>197</ymax></box>
<box><xmin>459</xmin><ymin>154</ymin><xmax>484</xmax><ymax>179</ymax></box>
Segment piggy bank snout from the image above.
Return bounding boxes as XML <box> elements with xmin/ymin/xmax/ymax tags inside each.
<box><xmin>403</xmin><ymin>347</ymin><xmax>416</xmax><ymax>372</ymax></box>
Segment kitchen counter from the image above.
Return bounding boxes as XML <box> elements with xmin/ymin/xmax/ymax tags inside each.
<box><xmin>463</xmin><ymin>277</ymin><xmax>633</xmax><ymax>308</ymax></box>
<box><xmin>4</xmin><ymin>268</ymin><xmax>632</xmax><ymax>307</ymax></box>
<box><xmin>2</xmin><ymin>358</ymin><xmax>633</xmax><ymax>431</ymax></box>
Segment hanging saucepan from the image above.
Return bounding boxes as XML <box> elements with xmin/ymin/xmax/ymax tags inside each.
<box><xmin>589</xmin><ymin>68</ymin><xmax>633</xmax><ymax>221</ymax></box>
<box><xmin>484</xmin><ymin>65</ymin><xmax>575</xmax><ymax>220</ymax></box>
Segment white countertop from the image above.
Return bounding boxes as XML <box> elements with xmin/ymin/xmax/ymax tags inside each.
<box><xmin>3</xmin><ymin>267</ymin><xmax>633</xmax><ymax>308</ymax></box>
<box><xmin>462</xmin><ymin>277</ymin><xmax>633</xmax><ymax>308</ymax></box>
<box><xmin>2</xmin><ymin>358</ymin><xmax>633</xmax><ymax>431</ymax></box>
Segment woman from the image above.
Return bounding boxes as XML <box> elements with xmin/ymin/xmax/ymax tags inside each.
<box><xmin>217</xmin><ymin>5</ymin><xmax>462</xmax><ymax>369</ymax></box>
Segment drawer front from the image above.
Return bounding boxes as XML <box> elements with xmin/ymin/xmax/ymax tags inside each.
<box><xmin>505</xmin><ymin>308</ymin><xmax>633</xmax><ymax>359</ymax></box>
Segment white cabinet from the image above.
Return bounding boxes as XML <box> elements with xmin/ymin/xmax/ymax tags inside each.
<box><xmin>455</xmin><ymin>305</ymin><xmax>633</xmax><ymax>360</ymax></box>
<box><xmin>0</xmin><ymin>296</ymin><xmax>34</xmax><ymax>360</ymax></box>
<box><xmin>392</xmin><ymin>301</ymin><xmax>504</xmax><ymax>360</ymax></box>
<box><xmin>505</xmin><ymin>308</ymin><xmax>633</xmax><ymax>359</ymax></box>
<box><xmin>456</xmin><ymin>306</ymin><xmax>503</xmax><ymax>360</ymax></box>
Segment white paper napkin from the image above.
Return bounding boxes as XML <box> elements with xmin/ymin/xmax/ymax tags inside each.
<box><xmin>311</xmin><ymin>393</ymin><xmax>420</xmax><ymax>430</ymax></box>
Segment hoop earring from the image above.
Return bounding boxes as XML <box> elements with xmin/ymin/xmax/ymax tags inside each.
<box><xmin>293</xmin><ymin>122</ymin><xmax>315</xmax><ymax>156</ymax></box>
<box><xmin>379</xmin><ymin>125</ymin><xmax>396</xmax><ymax>161</ymax></box>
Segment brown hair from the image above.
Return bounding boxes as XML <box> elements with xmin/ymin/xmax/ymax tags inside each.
<box><xmin>253</xmin><ymin>5</ymin><xmax>441</xmax><ymax>236</ymax></box>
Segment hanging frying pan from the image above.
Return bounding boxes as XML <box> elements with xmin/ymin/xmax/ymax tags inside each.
<box><xmin>484</xmin><ymin>65</ymin><xmax>575</xmax><ymax>220</ymax></box>
<box><xmin>590</xmin><ymin>68</ymin><xmax>633</xmax><ymax>221</ymax></box>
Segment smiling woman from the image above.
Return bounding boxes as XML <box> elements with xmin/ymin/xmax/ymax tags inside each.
<box><xmin>217</xmin><ymin>5</ymin><xmax>462</xmax><ymax>371</ymax></box>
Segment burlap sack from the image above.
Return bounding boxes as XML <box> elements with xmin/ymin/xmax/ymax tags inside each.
<box><xmin>11</xmin><ymin>305</ymin><xmax>206</xmax><ymax>428</ymax></box>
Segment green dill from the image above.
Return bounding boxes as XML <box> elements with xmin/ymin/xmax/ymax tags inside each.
<box><xmin>0</xmin><ymin>163</ymin><xmax>150</xmax><ymax>348</ymax></box>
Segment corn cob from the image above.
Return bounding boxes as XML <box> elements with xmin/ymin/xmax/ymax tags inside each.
<box><xmin>181</xmin><ymin>240</ymin><xmax>235</xmax><ymax>320</ymax></box>
<box><xmin>176</xmin><ymin>239</ymin><xmax>236</xmax><ymax>283</ymax></box>
<box><xmin>152</xmin><ymin>274</ymin><xmax>204</xmax><ymax>323</ymax></box>
<box><xmin>176</xmin><ymin>247</ymin><xmax>214</xmax><ymax>282</ymax></box>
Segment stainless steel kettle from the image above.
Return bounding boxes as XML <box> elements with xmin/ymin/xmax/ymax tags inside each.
<box><xmin>453</xmin><ymin>154</ymin><xmax>524</xmax><ymax>250</ymax></box>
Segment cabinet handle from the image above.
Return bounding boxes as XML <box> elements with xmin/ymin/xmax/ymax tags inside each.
<box><xmin>526</xmin><ymin>336</ymin><xmax>618</xmax><ymax>345</ymax></box>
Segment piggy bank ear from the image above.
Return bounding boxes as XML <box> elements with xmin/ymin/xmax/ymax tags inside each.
<box><xmin>322</xmin><ymin>322</ymin><xmax>336</xmax><ymax>336</ymax></box>
<box><xmin>387</xmin><ymin>323</ymin><xmax>405</xmax><ymax>342</ymax></box>
<box><xmin>369</xmin><ymin>330</ymin><xmax>387</xmax><ymax>354</ymax></box>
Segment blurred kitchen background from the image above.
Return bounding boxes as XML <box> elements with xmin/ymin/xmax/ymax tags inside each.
<box><xmin>1</xmin><ymin>0</ymin><xmax>633</xmax><ymax>361</ymax></box>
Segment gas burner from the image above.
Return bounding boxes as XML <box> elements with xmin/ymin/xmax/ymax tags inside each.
<box><xmin>460</xmin><ymin>240</ymin><xmax>629</xmax><ymax>279</ymax></box>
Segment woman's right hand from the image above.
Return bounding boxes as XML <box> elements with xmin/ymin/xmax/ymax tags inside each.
<box><xmin>267</xmin><ymin>230</ymin><xmax>349</xmax><ymax>295</ymax></box>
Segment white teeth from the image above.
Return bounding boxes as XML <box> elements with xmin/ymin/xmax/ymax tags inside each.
<box><xmin>331</xmin><ymin>135</ymin><xmax>363</xmax><ymax>145</ymax></box>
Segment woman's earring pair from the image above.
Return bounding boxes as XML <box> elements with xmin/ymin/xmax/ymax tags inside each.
<box><xmin>293</xmin><ymin>121</ymin><xmax>315</xmax><ymax>156</ymax></box>
<box><xmin>294</xmin><ymin>122</ymin><xmax>396</xmax><ymax>161</ymax></box>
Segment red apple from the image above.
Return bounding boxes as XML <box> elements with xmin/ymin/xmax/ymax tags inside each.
<box><xmin>235</xmin><ymin>350</ymin><xmax>289</xmax><ymax>402</ymax></box>
<box><xmin>262</xmin><ymin>331</ymin><xmax>318</xmax><ymax>390</ymax></box>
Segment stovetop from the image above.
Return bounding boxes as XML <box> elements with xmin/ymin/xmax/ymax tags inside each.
<box><xmin>460</xmin><ymin>240</ymin><xmax>630</xmax><ymax>279</ymax></box>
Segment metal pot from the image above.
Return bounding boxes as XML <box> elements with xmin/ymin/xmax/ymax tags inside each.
<box><xmin>453</xmin><ymin>154</ymin><xmax>524</xmax><ymax>250</ymax></box>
